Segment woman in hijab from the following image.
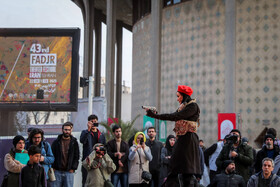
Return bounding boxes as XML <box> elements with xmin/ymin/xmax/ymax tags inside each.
<box><xmin>128</xmin><ymin>132</ymin><xmax>153</xmax><ymax>186</ymax></box>
<box><xmin>146</xmin><ymin>85</ymin><xmax>201</xmax><ymax>186</ymax></box>
<box><xmin>160</xmin><ymin>135</ymin><xmax>176</xmax><ymax>186</ymax></box>
<box><xmin>4</xmin><ymin>135</ymin><xmax>28</xmax><ymax>187</ymax></box>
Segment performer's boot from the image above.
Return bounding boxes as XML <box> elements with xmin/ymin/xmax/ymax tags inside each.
<box><xmin>178</xmin><ymin>174</ymin><xmax>199</xmax><ymax>187</ymax></box>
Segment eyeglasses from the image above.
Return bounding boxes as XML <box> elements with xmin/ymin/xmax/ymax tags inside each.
<box><xmin>33</xmin><ymin>136</ymin><xmax>41</xmax><ymax>139</ymax></box>
<box><xmin>63</xmin><ymin>129</ymin><xmax>72</xmax><ymax>131</ymax></box>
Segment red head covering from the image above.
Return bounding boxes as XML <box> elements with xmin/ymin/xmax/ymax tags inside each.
<box><xmin>177</xmin><ymin>85</ymin><xmax>193</xmax><ymax>96</ymax></box>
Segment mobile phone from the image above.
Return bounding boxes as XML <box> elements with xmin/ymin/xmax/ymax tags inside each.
<box><xmin>93</xmin><ymin>123</ymin><xmax>99</xmax><ymax>127</ymax></box>
<box><xmin>140</xmin><ymin>138</ymin><xmax>144</xmax><ymax>145</ymax></box>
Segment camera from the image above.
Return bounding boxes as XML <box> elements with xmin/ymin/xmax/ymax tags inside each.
<box><xmin>225</xmin><ymin>134</ymin><xmax>239</xmax><ymax>145</ymax></box>
<box><xmin>93</xmin><ymin>123</ymin><xmax>99</xmax><ymax>127</ymax></box>
<box><xmin>140</xmin><ymin>138</ymin><xmax>144</xmax><ymax>145</ymax></box>
<box><xmin>96</xmin><ymin>146</ymin><xmax>107</xmax><ymax>154</ymax></box>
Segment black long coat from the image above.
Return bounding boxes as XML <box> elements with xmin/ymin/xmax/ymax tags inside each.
<box><xmin>147</xmin><ymin>101</ymin><xmax>201</xmax><ymax>175</ymax></box>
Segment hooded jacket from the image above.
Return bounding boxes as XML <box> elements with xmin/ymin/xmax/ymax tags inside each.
<box><xmin>82</xmin><ymin>143</ymin><xmax>116</xmax><ymax>187</ymax></box>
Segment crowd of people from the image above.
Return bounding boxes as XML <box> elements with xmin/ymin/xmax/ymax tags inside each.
<box><xmin>2</xmin><ymin>85</ymin><xmax>280</xmax><ymax>187</ymax></box>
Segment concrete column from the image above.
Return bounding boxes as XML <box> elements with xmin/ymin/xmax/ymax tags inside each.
<box><xmin>105</xmin><ymin>0</ymin><xmax>116</xmax><ymax>118</ymax></box>
<box><xmin>94</xmin><ymin>10</ymin><xmax>102</xmax><ymax>97</ymax></box>
<box><xmin>0</xmin><ymin>111</ymin><xmax>16</xmax><ymax>135</ymax></box>
<box><xmin>225</xmin><ymin>0</ymin><xmax>236</xmax><ymax>112</ymax></box>
<box><xmin>151</xmin><ymin>0</ymin><xmax>162</xmax><ymax>111</ymax></box>
<box><xmin>116</xmin><ymin>21</ymin><xmax>123</xmax><ymax>120</ymax></box>
<box><xmin>82</xmin><ymin>0</ymin><xmax>95</xmax><ymax>98</ymax></box>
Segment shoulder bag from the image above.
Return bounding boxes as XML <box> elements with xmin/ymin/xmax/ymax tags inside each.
<box><xmin>99</xmin><ymin>167</ymin><xmax>114</xmax><ymax>187</ymax></box>
<box><xmin>137</xmin><ymin>149</ymin><xmax>152</xmax><ymax>182</ymax></box>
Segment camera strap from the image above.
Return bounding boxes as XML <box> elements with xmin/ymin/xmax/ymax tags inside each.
<box><xmin>136</xmin><ymin>149</ymin><xmax>144</xmax><ymax>171</ymax></box>
<box><xmin>99</xmin><ymin>166</ymin><xmax>107</xmax><ymax>182</ymax></box>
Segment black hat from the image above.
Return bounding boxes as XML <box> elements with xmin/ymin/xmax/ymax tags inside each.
<box><xmin>13</xmin><ymin>135</ymin><xmax>25</xmax><ymax>147</ymax></box>
<box><xmin>230</xmin><ymin>129</ymin><xmax>242</xmax><ymax>138</ymax></box>
<box><xmin>264</xmin><ymin>134</ymin><xmax>275</xmax><ymax>142</ymax></box>
<box><xmin>222</xmin><ymin>160</ymin><xmax>234</xmax><ymax>169</ymax></box>
<box><xmin>27</xmin><ymin>127</ymin><xmax>35</xmax><ymax>133</ymax></box>
<box><xmin>242</xmin><ymin>137</ymin><xmax>249</xmax><ymax>143</ymax></box>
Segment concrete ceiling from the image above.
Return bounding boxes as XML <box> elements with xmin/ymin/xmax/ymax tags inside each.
<box><xmin>72</xmin><ymin>0</ymin><xmax>133</xmax><ymax>27</ymax></box>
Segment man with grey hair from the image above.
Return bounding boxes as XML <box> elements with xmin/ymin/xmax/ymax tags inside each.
<box><xmin>247</xmin><ymin>158</ymin><xmax>280</xmax><ymax>187</ymax></box>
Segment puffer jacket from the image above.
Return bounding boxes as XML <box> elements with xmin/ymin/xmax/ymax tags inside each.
<box><xmin>128</xmin><ymin>144</ymin><xmax>153</xmax><ymax>184</ymax></box>
<box><xmin>4</xmin><ymin>148</ymin><xmax>27</xmax><ymax>187</ymax></box>
<box><xmin>82</xmin><ymin>144</ymin><xmax>116</xmax><ymax>187</ymax></box>
<box><xmin>216</xmin><ymin>142</ymin><xmax>253</xmax><ymax>183</ymax></box>
<box><xmin>247</xmin><ymin>172</ymin><xmax>280</xmax><ymax>187</ymax></box>
<box><xmin>207</xmin><ymin>171</ymin><xmax>245</xmax><ymax>187</ymax></box>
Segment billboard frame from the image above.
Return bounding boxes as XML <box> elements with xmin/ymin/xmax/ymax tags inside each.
<box><xmin>0</xmin><ymin>28</ymin><xmax>80</xmax><ymax>111</ymax></box>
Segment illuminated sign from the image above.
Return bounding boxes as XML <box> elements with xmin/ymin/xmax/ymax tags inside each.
<box><xmin>0</xmin><ymin>28</ymin><xmax>80</xmax><ymax>111</ymax></box>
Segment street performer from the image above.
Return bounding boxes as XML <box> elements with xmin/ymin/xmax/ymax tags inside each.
<box><xmin>145</xmin><ymin>85</ymin><xmax>201</xmax><ymax>187</ymax></box>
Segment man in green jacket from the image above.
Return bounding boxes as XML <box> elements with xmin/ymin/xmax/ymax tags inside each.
<box><xmin>216</xmin><ymin>129</ymin><xmax>254</xmax><ymax>183</ymax></box>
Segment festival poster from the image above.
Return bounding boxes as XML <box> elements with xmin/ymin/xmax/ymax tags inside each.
<box><xmin>0</xmin><ymin>36</ymin><xmax>73</xmax><ymax>103</ymax></box>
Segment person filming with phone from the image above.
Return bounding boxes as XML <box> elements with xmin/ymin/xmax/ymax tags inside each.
<box><xmin>128</xmin><ymin>132</ymin><xmax>153</xmax><ymax>187</ymax></box>
<box><xmin>80</xmin><ymin>114</ymin><xmax>106</xmax><ymax>187</ymax></box>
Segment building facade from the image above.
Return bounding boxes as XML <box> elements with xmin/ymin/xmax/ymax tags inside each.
<box><xmin>132</xmin><ymin>0</ymin><xmax>280</xmax><ymax>145</ymax></box>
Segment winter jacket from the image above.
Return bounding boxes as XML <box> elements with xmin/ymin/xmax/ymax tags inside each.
<box><xmin>247</xmin><ymin>172</ymin><xmax>280</xmax><ymax>187</ymax></box>
<box><xmin>146</xmin><ymin>139</ymin><xmax>163</xmax><ymax>172</ymax></box>
<box><xmin>106</xmin><ymin>139</ymin><xmax>129</xmax><ymax>173</ymax></box>
<box><xmin>80</xmin><ymin>129</ymin><xmax>106</xmax><ymax>160</ymax></box>
<box><xmin>207</xmin><ymin>171</ymin><xmax>246</xmax><ymax>187</ymax></box>
<box><xmin>20</xmin><ymin>162</ymin><xmax>46</xmax><ymax>187</ymax></box>
<box><xmin>216</xmin><ymin>142</ymin><xmax>253</xmax><ymax>183</ymax></box>
<box><xmin>128</xmin><ymin>144</ymin><xmax>152</xmax><ymax>184</ymax></box>
<box><xmin>273</xmin><ymin>154</ymin><xmax>280</xmax><ymax>175</ymax></box>
<box><xmin>254</xmin><ymin>145</ymin><xmax>280</xmax><ymax>173</ymax></box>
<box><xmin>4</xmin><ymin>149</ymin><xmax>27</xmax><ymax>187</ymax></box>
<box><xmin>25</xmin><ymin>141</ymin><xmax>54</xmax><ymax>180</ymax></box>
<box><xmin>82</xmin><ymin>144</ymin><xmax>116</xmax><ymax>187</ymax></box>
<box><xmin>51</xmin><ymin>134</ymin><xmax>80</xmax><ymax>171</ymax></box>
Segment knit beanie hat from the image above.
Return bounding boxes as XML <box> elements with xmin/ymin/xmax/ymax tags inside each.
<box><xmin>13</xmin><ymin>135</ymin><xmax>25</xmax><ymax>147</ymax></box>
<box><xmin>222</xmin><ymin>160</ymin><xmax>234</xmax><ymax>169</ymax></box>
<box><xmin>264</xmin><ymin>134</ymin><xmax>275</xmax><ymax>142</ymax></box>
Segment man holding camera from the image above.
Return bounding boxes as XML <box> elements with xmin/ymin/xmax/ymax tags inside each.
<box><xmin>82</xmin><ymin>143</ymin><xmax>116</xmax><ymax>187</ymax></box>
<box><xmin>216</xmin><ymin>129</ymin><xmax>254</xmax><ymax>183</ymax></box>
<box><xmin>80</xmin><ymin>114</ymin><xmax>106</xmax><ymax>187</ymax></box>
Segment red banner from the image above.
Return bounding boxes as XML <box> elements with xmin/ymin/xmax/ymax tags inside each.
<box><xmin>218</xmin><ymin>113</ymin><xmax>236</xmax><ymax>140</ymax></box>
